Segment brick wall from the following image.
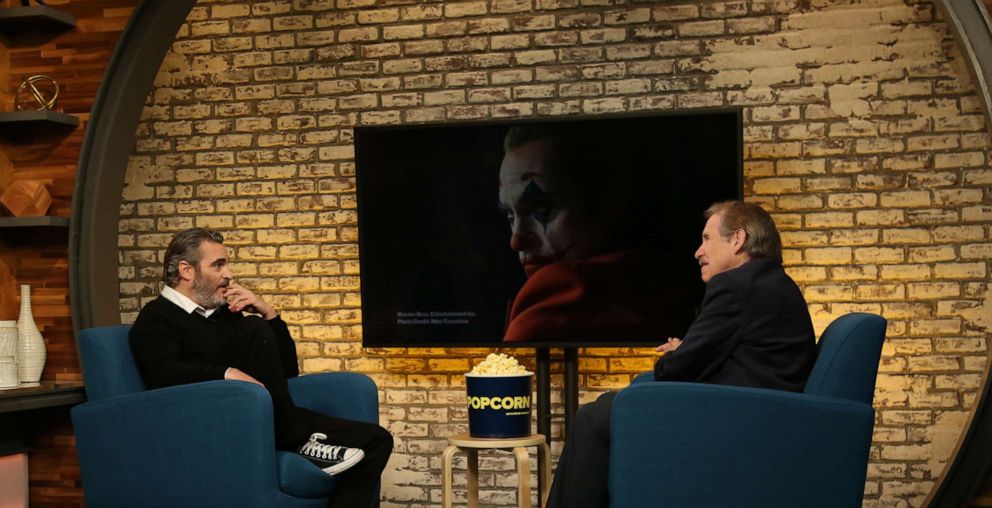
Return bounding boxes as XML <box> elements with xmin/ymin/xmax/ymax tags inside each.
<box><xmin>118</xmin><ymin>0</ymin><xmax>991</xmax><ymax>506</ymax></box>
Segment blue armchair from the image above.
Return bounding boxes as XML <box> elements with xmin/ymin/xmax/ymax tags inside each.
<box><xmin>71</xmin><ymin>325</ymin><xmax>380</xmax><ymax>508</ymax></box>
<box><xmin>610</xmin><ymin>313</ymin><xmax>887</xmax><ymax>508</ymax></box>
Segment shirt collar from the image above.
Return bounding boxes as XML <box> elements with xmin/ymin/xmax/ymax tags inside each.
<box><xmin>161</xmin><ymin>285</ymin><xmax>219</xmax><ymax>318</ymax></box>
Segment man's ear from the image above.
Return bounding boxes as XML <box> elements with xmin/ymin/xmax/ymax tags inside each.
<box><xmin>731</xmin><ymin>229</ymin><xmax>747</xmax><ymax>254</ymax></box>
<box><xmin>177</xmin><ymin>260</ymin><xmax>196</xmax><ymax>283</ymax></box>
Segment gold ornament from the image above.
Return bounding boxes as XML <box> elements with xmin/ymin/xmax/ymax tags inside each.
<box><xmin>15</xmin><ymin>75</ymin><xmax>60</xmax><ymax>111</ymax></box>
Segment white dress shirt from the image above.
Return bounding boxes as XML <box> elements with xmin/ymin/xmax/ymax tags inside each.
<box><xmin>161</xmin><ymin>284</ymin><xmax>219</xmax><ymax>318</ymax></box>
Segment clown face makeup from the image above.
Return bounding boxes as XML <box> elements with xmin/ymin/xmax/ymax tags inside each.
<box><xmin>498</xmin><ymin>138</ymin><xmax>619</xmax><ymax>277</ymax></box>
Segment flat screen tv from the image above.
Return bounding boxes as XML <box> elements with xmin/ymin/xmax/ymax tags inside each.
<box><xmin>355</xmin><ymin>108</ymin><xmax>743</xmax><ymax>348</ymax></box>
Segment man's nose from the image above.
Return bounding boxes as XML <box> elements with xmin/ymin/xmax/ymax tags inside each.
<box><xmin>694</xmin><ymin>244</ymin><xmax>704</xmax><ymax>260</ymax></box>
<box><xmin>509</xmin><ymin>220</ymin><xmax>535</xmax><ymax>252</ymax></box>
<box><xmin>510</xmin><ymin>231</ymin><xmax>530</xmax><ymax>252</ymax></box>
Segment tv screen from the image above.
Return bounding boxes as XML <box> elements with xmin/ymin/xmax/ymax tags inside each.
<box><xmin>355</xmin><ymin>109</ymin><xmax>743</xmax><ymax>348</ymax></box>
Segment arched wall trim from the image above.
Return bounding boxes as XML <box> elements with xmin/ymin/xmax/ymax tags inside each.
<box><xmin>926</xmin><ymin>4</ymin><xmax>992</xmax><ymax>506</ymax></box>
<box><xmin>68</xmin><ymin>0</ymin><xmax>992</xmax><ymax>505</ymax></box>
<box><xmin>69</xmin><ymin>0</ymin><xmax>196</xmax><ymax>333</ymax></box>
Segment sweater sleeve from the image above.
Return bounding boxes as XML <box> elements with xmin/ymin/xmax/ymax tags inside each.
<box><xmin>266</xmin><ymin>315</ymin><xmax>299</xmax><ymax>378</ymax></box>
<box><xmin>129</xmin><ymin>317</ymin><xmax>228</xmax><ymax>388</ymax></box>
<box><xmin>654</xmin><ymin>272</ymin><xmax>743</xmax><ymax>382</ymax></box>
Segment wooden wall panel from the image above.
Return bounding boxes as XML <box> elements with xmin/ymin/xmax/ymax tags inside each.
<box><xmin>24</xmin><ymin>409</ymin><xmax>81</xmax><ymax>507</ymax></box>
<box><xmin>0</xmin><ymin>1</ymin><xmax>138</xmax><ymax>505</ymax></box>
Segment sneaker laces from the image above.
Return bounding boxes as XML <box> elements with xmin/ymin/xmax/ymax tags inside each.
<box><xmin>300</xmin><ymin>433</ymin><xmax>347</xmax><ymax>460</ymax></box>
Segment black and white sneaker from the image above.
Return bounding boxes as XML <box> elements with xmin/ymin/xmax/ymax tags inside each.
<box><xmin>297</xmin><ymin>432</ymin><xmax>365</xmax><ymax>475</ymax></box>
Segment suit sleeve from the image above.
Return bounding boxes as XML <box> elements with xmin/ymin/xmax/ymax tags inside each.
<box><xmin>654</xmin><ymin>273</ymin><xmax>743</xmax><ymax>382</ymax></box>
<box><xmin>267</xmin><ymin>316</ymin><xmax>299</xmax><ymax>378</ymax></box>
<box><xmin>129</xmin><ymin>321</ymin><xmax>228</xmax><ymax>388</ymax></box>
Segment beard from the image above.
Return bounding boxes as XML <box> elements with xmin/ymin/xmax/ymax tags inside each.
<box><xmin>191</xmin><ymin>271</ymin><xmax>227</xmax><ymax>309</ymax></box>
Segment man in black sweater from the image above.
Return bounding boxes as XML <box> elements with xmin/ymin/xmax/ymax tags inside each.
<box><xmin>546</xmin><ymin>201</ymin><xmax>818</xmax><ymax>508</ymax></box>
<box><xmin>130</xmin><ymin>228</ymin><xmax>392</xmax><ymax>508</ymax></box>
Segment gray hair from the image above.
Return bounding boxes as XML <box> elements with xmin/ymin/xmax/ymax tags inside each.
<box><xmin>161</xmin><ymin>228</ymin><xmax>225</xmax><ymax>287</ymax></box>
<box><xmin>705</xmin><ymin>201</ymin><xmax>782</xmax><ymax>263</ymax></box>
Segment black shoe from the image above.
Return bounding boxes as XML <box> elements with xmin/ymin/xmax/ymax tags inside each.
<box><xmin>297</xmin><ymin>432</ymin><xmax>365</xmax><ymax>475</ymax></box>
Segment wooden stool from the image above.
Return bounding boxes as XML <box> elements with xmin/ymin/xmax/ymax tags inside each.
<box><xmin>441</xmin><ymin>433</ymin><xmax>551</xmax><ymax>508</ymax></box>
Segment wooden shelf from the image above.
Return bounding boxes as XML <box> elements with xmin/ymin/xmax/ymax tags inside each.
<box><xmin>0</xmin><ymin>110</ymin><xmax>79</xmax><ymax>147</ymax></box>
<box><xmin>0</xmin><ymin>6</ymin><xmax>75</xmax><ymax>46</ymax></box>
<box><xmin>0</xmin><ymin>380</ymin><xmax>85</xmax><ymax>414</ymax></box>
<box><xmin>0</xmin><ymin>109</ymin><xmax>79</xmax><ymax>128</ymax></box>
<box><xmin>0</xmin><ymin>216</ymin><xmax>69</xmax><ymax>228</ymax></box>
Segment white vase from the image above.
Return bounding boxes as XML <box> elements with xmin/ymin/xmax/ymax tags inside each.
<box><xmin>16</xmin><ymin>285</ymin><xmax>45</xmax><ymax>384</ymax></box>
<box><xmin>0</xmin><ymin>321</ymin><xmax>18</xmax><ymax>388</ymax></box>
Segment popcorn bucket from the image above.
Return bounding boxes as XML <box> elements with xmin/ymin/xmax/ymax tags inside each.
<box><xmin>465</xmin><ymin>373</ymin><xmax>533</xmax><ymax>438</ymax></box>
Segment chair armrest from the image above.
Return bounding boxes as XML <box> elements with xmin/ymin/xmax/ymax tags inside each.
<box><xmin>71</xmin><ymin>381</ymin><xmax>282</xmax><ymax>508</ymax></box>
<box><xmin>288</xmin><ymin>372</ymin><xmax>379</xmax><ymax>424</ymax></box>
<box><xmin>609</xmin><ymin>382</ymin><xmax>874</xmax><ymax>508</ymax></box>
<box><xmin>630</xmin><ymin>371</ymin><xmax>654</xmax><ymax>384</ymax></box>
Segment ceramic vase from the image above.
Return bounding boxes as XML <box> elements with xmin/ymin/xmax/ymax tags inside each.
<box><xmin>16</xmin><ymin>285</ymin><xmax>45</xmax><ymax>384</ymax></box>
<box><xmin>0</xmin><ymin>321</ymin><xmax>18</xmax><ymax>388</ymax></box>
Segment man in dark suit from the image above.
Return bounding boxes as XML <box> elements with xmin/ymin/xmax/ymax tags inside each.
<box><xmin>546</xmin><ymin>201</ymin><xmax>817</xmax><ymax>508</ymax></box>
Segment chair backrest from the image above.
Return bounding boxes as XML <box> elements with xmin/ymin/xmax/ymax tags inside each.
<box><xmin>803</xmin><ymin>313</ymin><xmax>887</xmax><ymax>405</ymax></box>
<box><xmin>77</xmin><ymin>325</ymin><xmax>146</xmax><ymax>401</ymax></box>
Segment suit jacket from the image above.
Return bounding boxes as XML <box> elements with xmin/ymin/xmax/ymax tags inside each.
<box><xmin>654</xmin><ymin>257</ymin><xmax>816</xmax><ymax>392</ymax></box>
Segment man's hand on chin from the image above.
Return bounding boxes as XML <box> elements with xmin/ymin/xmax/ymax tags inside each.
<box><xmin>224</xmin><ymin>282</ymin><xmax>277</xmax><ymax>319</ymax></box>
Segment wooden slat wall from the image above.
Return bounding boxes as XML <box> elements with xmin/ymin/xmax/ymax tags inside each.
<box><xmin>0</xmin><ymin>1</ymin><xmax>137</xmax><ymax>505</ymax></box>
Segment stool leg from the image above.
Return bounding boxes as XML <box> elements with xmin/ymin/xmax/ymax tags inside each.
<box><xmin>442</xmin><ymin>445</ymin><xmax>458</xmax><ymax>508</ymax></box>
<box><xmin>514</xmin><ymin>447</ymin><xmax>531</xmax><ymax>508</ymax></box>
<box><xmin>467</xmin><ymin>449</ymin><xmax>479</xmax><ymax>508</ymax></box>
<box><xmin>538</xmin><ymin>442</ymin><xmax>551</xmax><ymax>508</ymax></box>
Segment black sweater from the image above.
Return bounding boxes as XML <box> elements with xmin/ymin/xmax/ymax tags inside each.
<box><xmin>129</xmin><ymin>296</ymin><xmax>299</xmax><ymax>389</ymax></box>
<box><xmin>654</xmin><ymin>257</ymin><xmax>817</xmax><ymax>393</ymax></box>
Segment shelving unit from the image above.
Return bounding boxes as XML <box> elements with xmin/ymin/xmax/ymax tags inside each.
<box><xmin>0</xmin><ymin>216</ymin><xmax>69</xmax><ymax>228</ymax></box>
<box><xmin>0</xmin><ymin>2</ymin><xmax>106</xmax><ymax>503</ymax></box>
<box><xmin>0</xmin><ymin>6</ymin><xmax>75</xmax><ymax>45</ymax></box>
<box><xmin>0</xmin><ymin>381</ymin><xmax>85</xmax><ymax>457</ymax></box>
<box><xmin>0</xmin><ymin>109</ymin><xmax>79</xmax><ymax>126</ymax></box>
<box><xmin>0</xmin><ymin>381</ymin><xmax>84</xmax><ymax>414</ymax></box>
<box><xmin>0</xmin><ymin>2</ymin><xmax>84</xmax><ymax>429</ymax></box>
<box><xmin>0</xmin><ymin>110</ymin><xmax>79</xmax><ymax>144</ymax></box>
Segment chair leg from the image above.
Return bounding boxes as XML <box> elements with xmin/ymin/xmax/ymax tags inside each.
<box><xmin>442</xmin><ymin>445</ymin><xmax>458</xmax><ymax>508</ymax></box>
<box><xmin>467</xmin><ymin>449</ymin><xmax>479</xmax><ymax>508</ymax></box>
<box><xmin>514</xmin><ymin>446</ymin><xmax>531</xmax><ymax>508</ymax></box>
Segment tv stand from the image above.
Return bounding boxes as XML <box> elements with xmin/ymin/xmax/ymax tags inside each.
<box><xmin>534</xmin><ymin>348</ymin><xmax>579</xmax><ymax>504</ymax></box>
<box><xmin>534</xmin><ymin>348</ymin><xmax>580</xmax><ymax>442</ymax></box>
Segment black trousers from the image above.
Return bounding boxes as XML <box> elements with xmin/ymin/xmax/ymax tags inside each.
<box><xmin>222</xmin><ymin>316</ymin><xmax>393</xmax><ymax>508</ymax></box>
<box><xmin>547</xmin><ymin>391</ymin><xmax>617</xmax><ymax>508</ymax></box>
